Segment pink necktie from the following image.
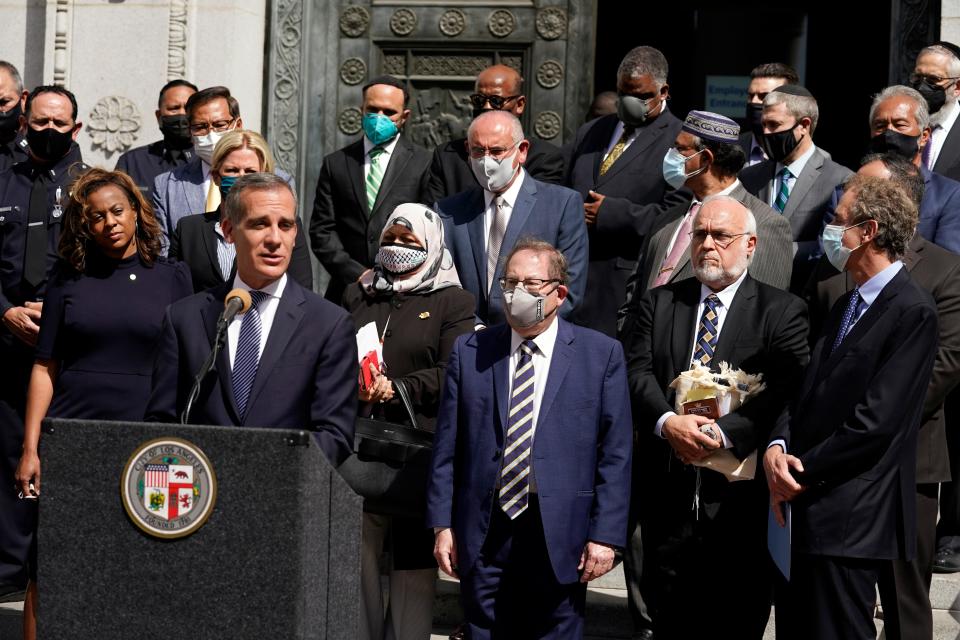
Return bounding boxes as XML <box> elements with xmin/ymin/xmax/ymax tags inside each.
<box><xmin>654</xmin><ymin>202</ymin><xmax>700</xmax><ymax>287</ymax></box>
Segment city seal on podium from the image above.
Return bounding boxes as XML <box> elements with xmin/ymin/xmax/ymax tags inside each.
<box><xmin>121</xmin><ymin>437</ymin><xmax>217</xmax><ymax>539</ymax></box>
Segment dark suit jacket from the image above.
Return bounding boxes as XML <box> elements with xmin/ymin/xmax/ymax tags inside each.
<box><xmin>435</xmin><ymin>173</ymin><xmax>588</xmax><ymax>326</ymax></box>
<box><xmin>771</xmin><ymin>267</ymin><xmax>938</xmax><ymax>560</ymax></box>
<box><xmin>738</xmin><ymin>147</ymin><xmax>852</xmax><ymax>291</ymax></box>
<box><xmin>169</xmin><ymin>208</ymin><xmax>313</xmax><ymax>293</ymax></box>
<box><xmin>422</xmin><ymin>136</ymin><xmax>565</xmax><ymax>204</ymax></box>
<box><xmin>805</xmin><ymin>236</ymin><xmax>960</xmax><ymax>484</ymax></box>
<box><xmin>933</xmin><ymin>115</ymin><xmax>960</xmax><ymax>182</ymax></box>
<box><xmin>309</xmin><ymin>135</ymin><xmax>431</xmax><ymax>304</ymax></box>
<box><xmin>564</xmin><ymin>111</ymin><xmax>688</xmax><ymax>336</ymax></box>
<box><xmin>145</xmin><ymin>279</ymin><xmax>357</xmax><ymax>465</ymax></box>
<box><xmin>425</xmin><ymin>319</ymin><xmax>633</xmax><ymax>584</ymax></box>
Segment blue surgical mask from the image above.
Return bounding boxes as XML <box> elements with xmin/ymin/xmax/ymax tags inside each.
<box><xmin>362</xmin><ymin>113</ymin><xmax>400</xmax><ymax>146</ymax></box>
<box><xmin>822</xmin><ymin>220</ymin><xmax>868</xmax><ymax>271</ymax></box>
<box><xmin>218</xmin><ymin>175</ymin><xmax>238</xmax><ymax>200</ymax></box>
<box><xmin>661</xmin><ymin>147</ymin><xmax>706</xmax><ymax>189</ymax></box>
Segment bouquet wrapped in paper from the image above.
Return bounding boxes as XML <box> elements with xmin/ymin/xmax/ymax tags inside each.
<box><xmin>669</xmin><ymin>362</ymin><xmax>765</xmax><ymax>481</ymax></box>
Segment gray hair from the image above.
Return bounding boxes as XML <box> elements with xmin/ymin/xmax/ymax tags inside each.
<box><xmin>504</xmin><ymin>237</ymin><xmax>568</xmax><ymax>283</ymax></box>
<box><xmin>467</xmin><ymin>110</ymin><xmax>525</xmax><ymax>145</ymax></box>
<box><xmin>763</xmin><ymin>90</ymin><xmax>820</xmax><ymax>134</ymax></box>
<box><xmin>919</xmin><ymin>45</ymin><xmax>960</xmax><ymax>77</ymax></box>
<box><xmin>869</xmin><ymin>85</ymin><xmax>930</xmax><ymax>131</ymax></box>
<box><xmin>222</xmin><ymin>173</ymin><xmax>297</xmax><ymax>226</ymax></box>
<box><xmin>617</xmin><ymin>46</ymin><xmax>668</xmax><ymax>87</ymax></box>
<box><xmin>0</xmin><ymin>61</ymin><xmax>23</xmax><ymax>94</ymax></box>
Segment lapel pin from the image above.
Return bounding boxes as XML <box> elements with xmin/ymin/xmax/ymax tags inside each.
<box><xmin>419</xmin><ymin>311</ymin><xmax>430</xmax><ymax>319</ymax></box>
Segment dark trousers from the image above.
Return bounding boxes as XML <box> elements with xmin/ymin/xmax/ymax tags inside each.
<box><xmin>776</xmin><ymin>554</ymin><xmax>880</xmax><ymax>640</ymax></box>
<box><xmin>877</xmin><ymin>483</ymin><xmax>938</xmax><ymax>640</ymax></box>
<box><xmin>937</xmin><ymin>390</ymin><xmax>960</xmax><ymax>551</ymax></box>
<box><xmin>623</xmin><ymin>443</ymin><xmax>653</xmax><ymax>635</ymax></box>
<box><xmin>0</xmin><ymin>345</ymin><xmax>36</xmax><ymax>588</ymax></box>
<box><xmin>461</xmin><ymin>496</ymin><xmax>586</xmax><ymax>639</ymax></box>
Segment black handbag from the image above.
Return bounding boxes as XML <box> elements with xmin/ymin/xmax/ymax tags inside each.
<box><xmin>338</xmin><ymin>379</ymin><xmax>434</xmax><ymax>517</ymax></box>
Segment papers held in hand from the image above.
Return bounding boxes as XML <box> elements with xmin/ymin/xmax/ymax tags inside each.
<box><xmin>356</xmin><ymin>321</ymin><xmax>384</xmax><ymax>390</ymax></box>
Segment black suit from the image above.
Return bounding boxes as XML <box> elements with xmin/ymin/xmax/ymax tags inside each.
<box><xmin>932</xmin><ymin>114</ymin><xmax>960</xmax><ymax>182</ymax></box>
<box><xmin>422</xmin><ymin>136</ymin><xmax>565</xmax><ymax>203</ymax></box>
<box><xmin>772</xmin><ymin>267</ymin><xmax>938</xmax><ymax>640</ymax></box>
<box><xmin>805</xmin><ymin>236</ymin><xmax>960</xmax><ymax>639</ymax></box>
<box><xmin>564</xmin><ymin>112</ymin><xmax>688</xmax><ymax>336</ymax></box>
<box><xmin>169</xmin><ymin>208</ymin><xmax>314</xmax><ymax>293</ymax></box>
<box><xmin>624</xmin><ymin>275</ymin><xmax>809</xmax><ymax>639</ymax></box>
<box><xmin>145</xmin><ymin>278</ymin><xmax>357</xmax><ymax>466</ymax></box>
<box><xmin>309</xmin><ymin>135</ymin><xmax>431</xmax><ymax>303</ymax></box>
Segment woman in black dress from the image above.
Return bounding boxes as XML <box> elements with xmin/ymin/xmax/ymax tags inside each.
<box><xmin>343</xmin><ymin>203</ymin><xmax>474</xmax><ymax>640</ymax></box>
<box><xmin>14</xmin><ymin>168</ymin><xmax>191</xmax><ymax>638</ymax></box>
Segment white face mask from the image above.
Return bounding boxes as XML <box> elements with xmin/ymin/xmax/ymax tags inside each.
<box><xmin>822</xmin><ymin>220</ymin><xmax>867</xmax><ymax>271</ymax></box>
<box><xmin>193</xmin><ymin>127</ymin><xmax>232</xmax><ymax>164</ymax></box>
<box><xmin>469</xmin><ymin>144</ymin><xmax>520</xmax><ymax>193</ymax></box>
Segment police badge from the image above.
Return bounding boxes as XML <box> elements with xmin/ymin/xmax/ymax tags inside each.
<box><xmin>120</xmin><ymin>438</ymin><xmax>217</xmax><ymax>539</ymax></box>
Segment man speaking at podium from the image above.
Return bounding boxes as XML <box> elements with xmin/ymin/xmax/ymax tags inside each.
<box><xmin>146</xmin><ymin>173</ymin><xmax>357</xmax><ymax>465</ymax></box>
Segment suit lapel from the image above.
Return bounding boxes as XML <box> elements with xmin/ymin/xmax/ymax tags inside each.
<box><xmin>712</xmin><ymin>276</ymin><xmax>755</xmax><ymax>364</ymax></box>
<box><xmin>371</xmin><ymin>136</ymin><xmax>411</xmax><ymax>219</ymax></box>
<box><xmin>935</xmin><ymin>124</ymin><xmax>960</xmax><ymax>174</ymax></box>
<box><xmin>782</xmin><ymin>149</ymin><xmax>824</xmax><ymax>219</ymax></box>
<box><xmin>589</xmin><ymin>115</ymin><xmax>619</xmax><ymax>182</ymax></box>
<box><xmin>243</xmin><ymin>281</ymin><xmax>306</xmax><ymax>420</ymax></box>
<box><xmin>345</xmin><ymin>140</ymin><xmax>370</xmax><ymax>219</ymax></box>
<box><xmin>465</xmin><ymin>188</ymin><xmax>489</xmax><ymax>295</ymax></box>
<box><xmin>202</xmin><ymin>213</ymin><xmax>223</xmax><ymax>282</ymax></box>
<box><xmin>497</xmin><ymin>176</ymin><xmax>537</xmax><ymax>276</ymax></box>
<box><xmin>200</xmin><ymin>284</ymin><xmax>242</xmax><ymax>424</ymax></box>
<box><xmin>538</xmin><ymin>321</ymin><xmax>574</xmax><ymax>430</ymax></box>
<box><xmin>598</xmin><ymin>114</ymin><xmax>673</xmax><ymax>185</ymax></box>
<box><xmin>670</xmin><ymin>280</ymin><xmax>700</xmax><ymax>372</ymax></box>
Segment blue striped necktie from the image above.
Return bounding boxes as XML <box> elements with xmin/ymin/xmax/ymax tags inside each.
<box><xmin>774</xmin><ymin>167</ymin><xmax>792</xmax><ymax>213</ymax></box>
<box><xmin>232</xmin><ymin>290</ymin><xmax>269</xmax><ymax>418</ymax></box>
<box><xmin>499</xmin><ymin>340</ymin><xmax>537</xmax><ymax>519</ymax></box>
<box><xmin>831</xmin><ymin>287</ymin><xmax>862</xmax><ymax>354</ymax></box>
<box><xmin>692</xmin><ymin>294</ymin><xmax>720</xmax><ymax>368</ymax></box>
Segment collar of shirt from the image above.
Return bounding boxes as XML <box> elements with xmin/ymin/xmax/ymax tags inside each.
<box><xmin>214</xmin><ymin>220</ymin><xmax>226</xmax><ymax>240</ymax></box>
<box><xmin>857</xmin><ymin>260</ymin><xmax>903</xmax><ymax>308</ymax></box>
<box><xmin>226</xmin><ymin>273</ymin><xmax>288</xmax><ymax>368</ymax></box>
<box><xmin>938</xmin><ymin>99</ymin><xmax>960</xmax><ymax>134</ymax></box>
<box><xmin>510</xmin><ymin>314</ymin><xmax>559</xmax><ymax>362</ymax></box>
<box><xmin>778</xmin><ymin>142</ymin><xmax>817</xmax><ymax>180</ymax></box>
<box><xmin>363</xmin><ymin>133</ymin><xmax>401</xmax><ymax>159</ymax></box>
<box><xmin>482</xmin><ymin>167</ymin><xmax>527</xmax><ymax>211</ymax></box>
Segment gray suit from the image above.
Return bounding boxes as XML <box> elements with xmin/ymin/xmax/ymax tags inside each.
<box><xmin>739</xmin><ymin>146</ymin><xmax>851</xmax><ymax>291</ymax></box>
<box><xmin>641</xmin><ymin>182</ymin><xmax>792</xmax><ymax>291</ymax></box>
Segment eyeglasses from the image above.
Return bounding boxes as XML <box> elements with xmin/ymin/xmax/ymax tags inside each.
<box><xmin>188</xmin><ymin>118</ymin><xmax>236</xmax><ymax>136</ymax></box>
<box><xmin>469</xmin><ymin>93</ymin><xmax>521</xmax><ymax>110</ymax></box>
<box><xmin>499</xmin><ymin>277</ymin><xmax>560</xmax><ymax>293</ymax></box>
<box><xmin>688</xmin><ymin>230</ymin><xmax>749</xmax><ymax>248</ymax></box>
<box><xmin>909</xmin><ymin>72</ymin><xmax>960</xmax><ymax>86</ymax></box>
<box><xmin>468</xmin><ymin>141</ymin><xmax>520</xmax><ymax>161</ymax></box>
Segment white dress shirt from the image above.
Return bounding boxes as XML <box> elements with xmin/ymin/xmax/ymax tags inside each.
<box><xmin>769</xmin><ymin>143</ymin><xmax>817</xmax><ymax>208</ymax></box>
<box><xmin>482</xmin><ymin>168</ymin><xmax>527</xmax><ymax>253</ymax></box>
<box><xmin>654</xmin><ymin>268</ymin><xmax>750</xmax><ymax>447</ymax></box>
<box><xmin>363</xmin><ymin>133</ymin><xmax>401</xmax><ymax>181</ymax></box>
<box><xmin>227</xmin><ymin>273</ymin><xmax>287</xmax><ymax>369</ymax></box>
<box><xmin>928</xmin><ymin>99</ymin><xmax>960</xmax><ymax>169</ymax></box>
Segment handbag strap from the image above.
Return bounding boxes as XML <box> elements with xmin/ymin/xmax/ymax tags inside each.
<box><xmin>393</xmin><ymin>378</ymin><xmax>420</xmax><ymax>430</ymax></box>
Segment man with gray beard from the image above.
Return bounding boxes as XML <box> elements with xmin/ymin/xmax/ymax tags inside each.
<box><xmin>623</xmin><ymin>196</ymin><xmax>809</xmax><ymax>638</ymax></box>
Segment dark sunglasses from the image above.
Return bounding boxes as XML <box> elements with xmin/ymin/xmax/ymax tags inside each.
<box><xmin>469</xmin><ymin>94</ymin><xmax>521</xmax><ymax>110</ymax></box>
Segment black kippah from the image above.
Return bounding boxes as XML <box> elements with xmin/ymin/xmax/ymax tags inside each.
<box><xmin>934</xmin><ymin>41</ymin><xmax>960</xmax><ymax>60</ymax></box>
<box><xmin>772</xmin><ymin>84</ymin><xmax>814</xmax><ymax>98</ymax></box>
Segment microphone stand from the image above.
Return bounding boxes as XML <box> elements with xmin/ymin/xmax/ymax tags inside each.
<box><xmin>181</xmin><ymin>311</ymin><xmax>231</xmax><ymax>424</ymax></box>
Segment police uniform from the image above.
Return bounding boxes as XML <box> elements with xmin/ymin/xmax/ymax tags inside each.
<box><xmin>0</xmin><ymin>142</ymin><xmax>87</xmax><ymax>591</ymax></box>
<box><xmin>115</xmin><ymin>139</ymin><xmax>193</xmax><ymax>198</ymax></box>
<box><xmin>0</xmin><ymin>135</ymin><xmax>28</xmax><ymax>174</ymax></box>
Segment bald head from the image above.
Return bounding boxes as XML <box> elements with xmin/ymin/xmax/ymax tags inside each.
<box><xmin>691</xmin><ymin>196</ymin><xmax>757</xmax><ymax>291</ymax></box>
<box><xmin>474</xmin><ymin>64</ymin><xmax>526</xmax><ymax>116</ymax></box>
<box><xmin>468</xmin><ymin>110</ymin><xmax>525</xmax><ymax>144</ymax></box>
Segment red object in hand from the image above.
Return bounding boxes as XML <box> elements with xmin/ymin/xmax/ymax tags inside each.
<box><xmin>359</xmin><ymin>350</ymin><xmax>381</xmax><ymax>390</ymax></box>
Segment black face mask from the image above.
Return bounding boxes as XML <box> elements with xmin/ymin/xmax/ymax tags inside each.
<box><xmin>868</xmin><ymin>129</ymin><xmax>921</xmax><ymax>159</ymax></box>
<box><xmin>744</xmin><ymin>102</ymin><xmax>764</xmax><ymax>136</ymax></box>
<box><xmin>0</xmin><ymin>102</ymin><xmax>21</xmax><ymax>144</ymax></box>
<box><xmin>760</xmin><ymin>123</ymin><xmax>803</xmax><ymax>163</ymax></box>
<box><xmin>159</xmin><ymin>114</ymin><xmax>192</xmax><ymax>148</ymax></box>
<box><xmin>913</xmin><ymin>79</ymin><xmax>947</xmax><ymax>115</ymax></box>
<box><xmin>26</xmin><ymin>125</ymin><xmax>74</xmax><ymax>163</ymax></box>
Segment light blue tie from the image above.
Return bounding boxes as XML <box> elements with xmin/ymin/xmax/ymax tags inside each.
<box><xmin>232</xmin><ymin>290</ymin><xmax>268</xmax><ymax>418</ymax></box>
<box><xmin>499</xmin><ymin>340</ymin><xmax>536</xmax><ymax>519</ymax></box>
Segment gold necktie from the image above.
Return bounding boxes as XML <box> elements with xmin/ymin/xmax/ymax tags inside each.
<box><xmin>599</xmin><ymin>127</ymin><xmax>634</xmax><ymax>176</ymax></box>
<box><xmin>206</xmin><ymin>179</ymin><xmax>222</xmax><ymax>212</ymax></box>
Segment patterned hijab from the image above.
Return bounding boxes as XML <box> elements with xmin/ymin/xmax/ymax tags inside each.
<box><xmin>360</xmin><ymin>203</ymin><xmax>462</xmax><ymax>296</ymax></box>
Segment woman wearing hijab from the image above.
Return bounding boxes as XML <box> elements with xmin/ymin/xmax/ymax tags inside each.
<box><xmin>342</xmin><ymin>202</ymin><xmax>474</xmax><ymax>640</ymax></box>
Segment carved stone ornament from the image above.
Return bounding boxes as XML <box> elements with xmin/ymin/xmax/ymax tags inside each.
<box><xmin>536</xmin><ymin>7</ymin><xmax>567</xmax><ymax>40</ymax></box>
<box><xmin>338</xmin><ymin>107</ymin><xmax>363</xmax><ymax>135</ymax></box>
<box><xmin>536</xmin><ymin>60</ymin><xmax>563</xmax><ymax>89</ymax></box>
<box><xmin>383</xmin><ymin>54</ymin><xmax>407</xmax><ymax>76</ymax></box>
<box><xmin>439</xmin><ymin>9</ymin><xmax>466</xmax><ymax>37</ymax></box>
<box><xmin>390</xmin><ymin>8</ymin><xmax>417</xmax><ymax>36</ymax></box>
<box><xmin>534</xmin><ymin>111</ymin><xmax>562</xmax><ymax>140</ymax></box>
<box><xmin>167</xmin><ymin>0</ymin><xmax>188</xmax><ymax>81</ymax></box>
<box><xmin>488</xmin><ymin>10</ymin><xmax>516</xmax><ymax>38</ymax></box>
<box><xmin>87</xmin><ymin>96</ymin><xmax>141</xmax><ymax>154</ymax></box>
<box><xmin>339</xmin><ymin>57</ymin><xmax>367</xmax><ymax>85</ymax></box>
<box><xmin>339</xmin><ymin>5</ymin><xmax>370</xmax><ymax>37</ymax></box>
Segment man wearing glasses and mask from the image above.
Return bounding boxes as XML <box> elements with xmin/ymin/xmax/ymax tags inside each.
<box><xmin>423</xmin><ymin>64</ymin><xmax>565</xmax><ymax>203</ymax></box>
<box><xmin>151</xmin><ymin>86</ymin><xmax>295</xmax><ymax>247</ymax></box>
<box><xmin>435</xmin><ymin>110</ymin><xmax>587</xmax><ymax>328</ymax></box>
<box><xmin>912</xmin><ymin>42</ymin><xmax>960</xmax><ymax>182</ymax></box>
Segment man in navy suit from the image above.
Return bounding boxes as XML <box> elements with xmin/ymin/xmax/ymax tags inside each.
<box><xmin>426</xmin><ymin>239</ymin><xmax>633</xmax><ymax>638</ymax></box>
<box><xmin>765</xmin><ymin>175</ymin><xmax>938</xmax><ymax>639</ymax></box>
<box><xmin>436</xmin><ymin>110</ymin><xmax>587</xmax><ymax>327</ymax></box>
<box><xmin>146</xmin><ymin>173</ymin><xmax>356</xmax><ymax>465</ymax></box>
